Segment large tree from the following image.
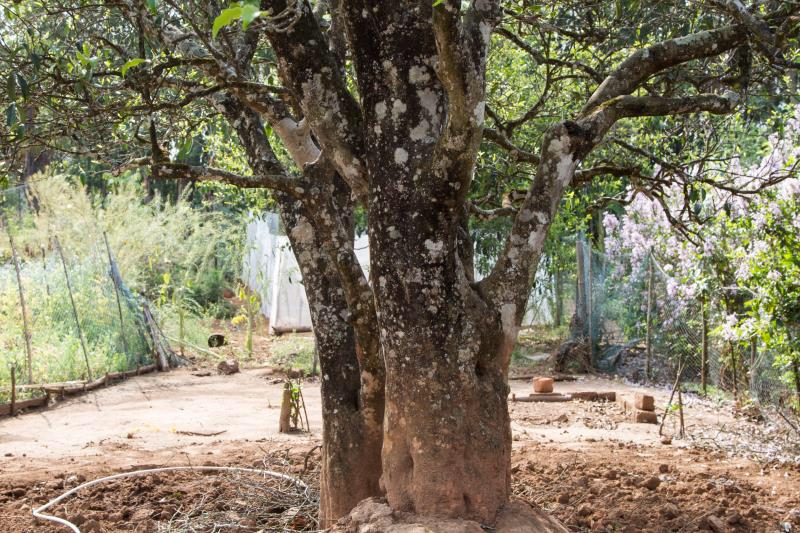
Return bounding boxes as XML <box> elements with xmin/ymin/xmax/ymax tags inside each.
<box><xmin>2</xmin><ymin>0</ymin><xmax>798</xmax><ymax>527</ymax></box>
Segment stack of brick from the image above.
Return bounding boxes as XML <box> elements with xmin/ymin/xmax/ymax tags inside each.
<box><xmin>618</xmin><ymin>392</ymin><xmax>657</xmax><ymax>424</ymax></box>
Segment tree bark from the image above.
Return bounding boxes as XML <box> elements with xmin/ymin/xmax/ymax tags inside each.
<box><xmin>279</xmin><ymin>196</ymin><xmax>384</xmax><ymax>526</ymax></box>
<box><xmin>369</xmin><ymin>173</ymin><xmax>511</xmax><ymax>522</ymax></box>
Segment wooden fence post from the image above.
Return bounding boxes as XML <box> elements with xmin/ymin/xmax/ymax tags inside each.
<box><xmin>9</xmin><ymin>363</ymin><xmax>16</xmax><ymax>417</ymax></box>
<box><xmin>103</xmin><ymin>232</ymin><xmax>129</xmax><ymax>357</ymax></box>
<box><xmin>6</xmin><ymin>227</ymin><xmax>34</xmax><ymax>383</ymax></box>
<box><xmin>53</xmin><ymin>236</ymin><xmax>93</xmax><ymax>381</ymax></box>
<box><xmin>645</xmin><ymin>252</ymin><xmax>654</xmax><ymax>381</ymax></box>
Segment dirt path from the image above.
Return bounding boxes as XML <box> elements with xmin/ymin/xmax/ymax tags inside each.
<box><xmin>1</xmin><ymin>369</ymin><xmax>798</xmax><ymax>531</ymax></box>
<box><xmin>0</xmin><ymin>368</ymin><xmax>322</xmax><ymax>484</ymax></box>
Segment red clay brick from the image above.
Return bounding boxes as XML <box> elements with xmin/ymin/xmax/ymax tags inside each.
<box><xmin>532</xmin><ymin>377</ymin><xmax>554</xmax><ymax>393</ymax></box>
<box><xmin>634</xmin><ymin>392</ymin><xmax>655</xmax><ymax>411</ymax></box>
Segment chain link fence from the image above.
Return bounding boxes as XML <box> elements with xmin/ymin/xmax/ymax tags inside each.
<box><xmin>567</xmin><ymin>236</ymin><xmax>796</xmax><ymax>412</ymax></box>
<box><xmin>1</xmin><ymin>182</ymin><xmax>166</xmax><ymax>404</ymax></box>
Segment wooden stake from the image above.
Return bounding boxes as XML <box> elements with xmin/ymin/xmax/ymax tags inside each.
<box><xmin>279</xmin><ymin>382</ymin><xmax>292</xmax><ymax>433</ymax></box>
<box><xmin>677</xmin><ymin>386</ymin><xmax>685</xmax><ymax>439</ymax></box>
<box><xmin>9</xmin><ymin>363</ymin><xmax>16</xmax><ymax>417</ymax></box>
<box><xmin>659</xmin><ymin>362</ymin><xmax>684</xmax><ymax>437</ymax></box>
<box><xmin>299</xmin><ymin>386</ymin><xmax>310</xmax><ymax>431</ymax></box>
<box><xmin>54</xmin><ymin>236</ymin><xmax>93</xmax><ymax>381</ymax></box>
<box><xmin>6</xmin><ymin>227</ymin><xmax>34</xmax><ymax>383</ymax></box>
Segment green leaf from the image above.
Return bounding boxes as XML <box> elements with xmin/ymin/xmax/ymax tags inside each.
<box><xmin>6</xmin><ymin>74</ymin><xmax>16</xmax><ymax>100</ymax></box>
<box><xmin>5</xmin><ymin>103</ymin><xmax>18</xmax><ymax>127</ymax></box>
<box><xmin>15</xmin><ymin>73</ymin><xmax>29</xmax><ymax>99</ymax></box>
<box><xmin>241</xmin><ymin>4</ymin><xmax>262</xmax><ymax>30</ymax></box>
<box><xmin>121</xmin><ymin>58</ymin><xmax>146</xmax><ymax>77</ymax></box>
<box><xmin>433</xmin><ymin>0</ymin><xmax>445</xmax><ymax>5</ymax></box>
<box><xmin>144</xmin><ymin>0</ymin><xmax>157</xmax><ymax>14</ymax></box>
<box><xmin>212</xmin><ymin>6</ymin><xmax>243</xmax><ymax>38</ymax></box>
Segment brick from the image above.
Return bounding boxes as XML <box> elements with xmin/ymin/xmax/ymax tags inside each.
<box><xmin>631</xmin><ymin>410</ymin><xmax>657</xmax><ymax>424</ymax></box>
<box><xmin>532</xmin><ymin>377</ymin><xmax>554</xmax><ymax>393</ymax></box>
<box><xmin>634</xmin><ymin>392</ymin><xmax>655</xmax><ymax>411</ymax></box>
<box><xmin>572</xmin><ymin>391</ymin><xmax>616</xmax><ymax>402</ymax></box>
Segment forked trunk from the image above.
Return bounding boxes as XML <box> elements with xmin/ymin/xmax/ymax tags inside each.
<box><xmin>280</xmin><ymin>202</ymin><xmax>384</xmax><ymax>526</ymax></box>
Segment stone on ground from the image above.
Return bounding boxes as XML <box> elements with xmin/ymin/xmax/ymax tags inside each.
<box><xmin>331</xmin><ymin>498</ymin><xmax>568</xmax><ymax>532</ymax></box>
<box><xmin>217</xmin><ymin>359</ymin><xmax>240</xmax><ymax>375</ymax></box>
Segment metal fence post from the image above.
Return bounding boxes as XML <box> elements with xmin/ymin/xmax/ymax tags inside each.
<box><xmin>54</xmin><ymin>236</ymin><xmax>93</xmax><ymax>381</ymax></box>
<box><xmin>6</xmin><ymin>224</ymin><xmax>34</xmax><ymax>383</ymax></box>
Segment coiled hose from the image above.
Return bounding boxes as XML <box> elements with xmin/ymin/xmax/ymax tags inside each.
<box><xmin>32</xmin><ymin>466</ymin><xmax>308</xmax><ymax>532</ymax></box>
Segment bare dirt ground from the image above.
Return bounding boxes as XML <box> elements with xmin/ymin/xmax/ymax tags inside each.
<box><xmin>1</xmin><ymin>366</ymin><xmax>799</xmax><ymax>532</ymax></box>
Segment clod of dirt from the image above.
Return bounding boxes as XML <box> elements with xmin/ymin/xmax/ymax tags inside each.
<box><xmin>726</xmin><ymin>511</ymin><xmax>743</xmax><ymax>524</ymax></box>
<box><xmin>706</xmin><ymin>514</ymin><xmax>726</xmax><ymax>533</ymax></box>
<box><xmin>82</xmin><ymin>519</ymin><xmax>102</xmax><ymax>532</ymax></box>
<box><xmin>661</xmin><ymin>503</ymin><xmax>679</xmax><ymax>520</ymax></box>
<box><xmin>556</xmin><ymin>492</ymin><xmax>570</xmax><ymax>504</ymax></box>
<box><xmin>642</xmin><ymin>476</ymin><xmax>661</xmax><ymax>490</ymax></box>
<box><xmin>658</xmin><ymin>464</ymin><xmax>669</xmax><ymax>473</ymax></box>
<box><xmin>217</xmin><ymin>359</ymin><xmax>240</xmax><ymax>375</ymax></box>
<box><xmin>604</xmin><ymin>469</ymin><xmax>618</xmax><ymax>480</ymax></box>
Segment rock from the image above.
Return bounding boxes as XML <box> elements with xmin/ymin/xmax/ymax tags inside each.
<box><xmin>556</xmin><ymin>492</ymin><xmax>570</xmax><ymax>504</ymax></box>
<box><xmin>217</xmin><ymin>359</ymin><xmax>240</xmax><ymax>375</ymax></box>
<box><xmin>631</xmin><ymin>410</ymin><xmax>657</xmax><ymax>424</ymax></box>
<box><xmin>658</xmin><ymin>464</ymin><xmax>669</xmax><ymax>474</ymax></box>
<box><xmin>661</xmin><ymin>503</ymin><xmax>679</xmax><ymax>520</ymax></box>
<box><xmin>642</xmin><ymin>476</ymin><xmax>661</xmax><ymax>490</ymax></box>
<box><xmin>707</xmin><ymin>515</ymin><xmax>726</xmax><ymax>533</ymax></box>
<box><xmin>5</xmin><ymin>488</ymin><xmax>25</xmax><ymax>498</ymax></box>
<box><xmin>660</xmin><ymin>436</ymin><xmax>672</xmax><ymax>445</ymax></box>
<box><xmin>604</xmin><ymin>469</ymin><xmax>618</xmax><ymax>480</ymax></box>
<box><xmin>577</xmin><ymin>504</ymin><xmax>593</xmax><ymax>517</ymax></box>
<box><xmin>634</xmin><ymin>392</ymin><xmax>655</xmax><ymax>411</ymax></box>
<box><xmin>82</xmin><ymin>519</ymin><xmax>102</xmax><ymax>532</ymax></box>
<box><xmin>331</xmin><ymin>498</ymin><xmax>568</xmax><ymax>532</ymax></box>
<box><xmin>533</xmin><ymin>377</ymin><xmax>554</xmax><ymax>393</ymax></box>
<box><xmin>726</xmin><ymin>511</ymin><xmax>742</xmax><ymax>525</ymax></box>
<box><xmin>68</xmin><ymin>514</ymin><xmax>87</xmax><ymax>526</ymax></box>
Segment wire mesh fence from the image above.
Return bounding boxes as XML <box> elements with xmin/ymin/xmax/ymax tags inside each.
<box><xmin>0</xmin><ymin>182</ymin><xmax>162</xmax><ymax>403</ymax></box>
<box><xmin>568</xmin><ymin>235</ymin><xmax>796</xmax><ymax>413</ymax></box>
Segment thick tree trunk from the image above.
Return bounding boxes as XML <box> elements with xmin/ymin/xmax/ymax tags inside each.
<box><xmin>370</xmin><ymin>193</ymin><xmax>511</xmax><ymax>523</ymax></box>
<box><xmin>279</xmin><ymin>198</ymin><xmax>384</xmax><ymax>526</ymax></box>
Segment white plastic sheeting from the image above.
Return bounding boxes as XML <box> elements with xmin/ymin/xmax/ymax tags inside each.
<box><xmin>243</xmin><ymin>211</ymin><xmax>552</xmax><ymax>333</ymax></box>
<box><xmin>242</xmin><ymin>213</ymin><xmax>370</xmax><ymax>334</ymax></box>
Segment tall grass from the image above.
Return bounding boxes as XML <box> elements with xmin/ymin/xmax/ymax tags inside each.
<box><xmin>0</xmin><ymin>175</ymin><xmax>243</xmax><ymax>398</ymax></box>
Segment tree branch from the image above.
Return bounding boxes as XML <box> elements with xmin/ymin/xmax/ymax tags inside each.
<box><xmin>582</xmin><ymin>25</ymin><xmax>746</xmax><ymax>113</ymax></box>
